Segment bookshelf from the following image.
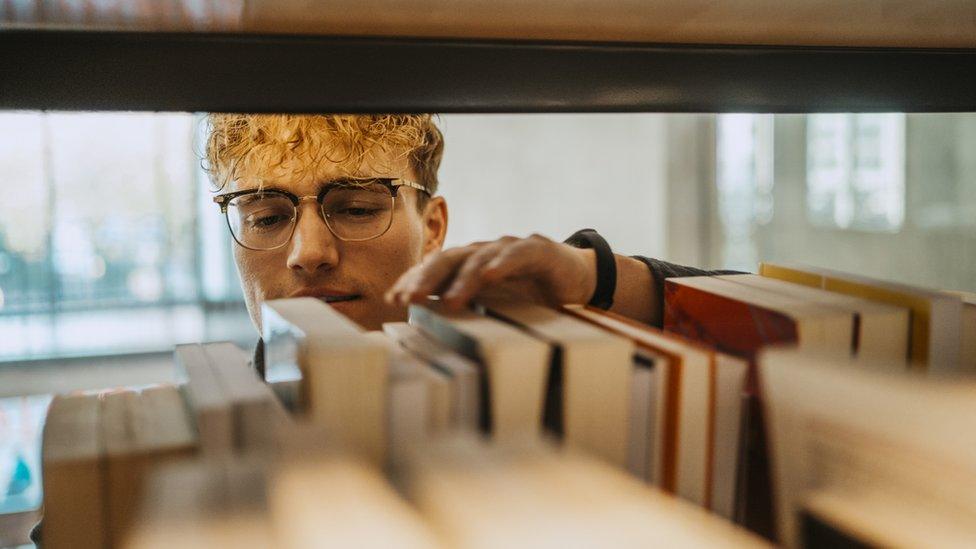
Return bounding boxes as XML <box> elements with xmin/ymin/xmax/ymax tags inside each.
<box><xmin>3</xmin><ymin>3</ymin><xmax>975</xmax><ymax>547</ymax></box>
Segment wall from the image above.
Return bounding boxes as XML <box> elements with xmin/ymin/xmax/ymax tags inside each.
<box><xmin>437</xmin><ymin>114</ymin><xmax>669</xmax><ymax>258</ymax></box>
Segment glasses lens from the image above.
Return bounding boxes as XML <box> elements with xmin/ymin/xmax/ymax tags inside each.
<box><xmin>322</xmin><ymin>182</ymin><xmax>395</xmax><ymax>241</ymax></box>
<box><xmin>226</xmin><ymin>192</ymin><xmax>296</xmax><ymax>250</ymax></box>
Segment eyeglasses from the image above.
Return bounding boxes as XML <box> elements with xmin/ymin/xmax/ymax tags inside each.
<box><xmin>213</xmin><ymin>177</ymin><xmax>429</xmax><ymax>250</ymax></box>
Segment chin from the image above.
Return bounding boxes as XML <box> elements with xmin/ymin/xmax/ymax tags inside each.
<box><xmin>336</xmin><ymin>300</ymin><xmax>408</xmax><ymax>331</ymax></box>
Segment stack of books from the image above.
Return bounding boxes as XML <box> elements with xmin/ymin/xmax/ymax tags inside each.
<box><xmin>42</xmin><ymin>386</ymin><xmax>197</xmax><ymax>548</ymax></box>
<box><xmin>40</xmin><ymin>262</ymin><xmax>975</xmax><ymax>547</ymax></box>
<box><xmin>263</xmin><ymin>295</ymin><xmax>752</xmax><ymax>519</ymax></box>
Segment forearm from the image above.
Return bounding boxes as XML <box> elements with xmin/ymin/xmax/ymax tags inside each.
<box><xmin>608</xmin><ymin>254</ymin><xmax>658</xmax><ymax>325</ymax></box>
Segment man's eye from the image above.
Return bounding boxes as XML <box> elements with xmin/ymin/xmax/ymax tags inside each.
<box><xmin>248</xmin><ymin>214</ymin><xmax>289</xmax><ymax>229</ymax></box>
<box><xmin>340</xmin><ymin>207</ymin><xmax>379</xmax><ymax>217</ymax></box>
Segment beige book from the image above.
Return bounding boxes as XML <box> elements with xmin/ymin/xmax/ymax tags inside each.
<box><xmin>203</xmin><ymin>341</ymin><xmax>290</xmax><ymax>453</ymax></box>
<box><xmin>417</xmin><ymin>360</ymin><xmax>452</xmax><ymax>434</ymax></box>
<box><xmin>363</xmin><ymin>331</ymin><xmax>433</xmax><ymax>463</ymax></box>
<box><xmin>271</xmin><ymin>458</ymin><xmax>441</xmax><ymax>549</ymax></box>
<box><xmin>104</xmin><ymin>386</ymin><xmax>197</xmax><ymax>547</ymax></box>
<box><xmin>262</xmin><ymin>297</ymin><xmax>389</xmax><ymax>464</ymax></box>
<box><xmin>409</xmin><ymin>300</ymin><xmax>550</xmax><ymax>441</ymax></box>
<box><xmin>760</xmin><ymin>347</ymin><xmax>976</xmax><ymax>547</ymax></box>
<box><xmin>383</xmin><ymin>322</ymin><xmax>481</xmax><ymax>432</ymax></box>
<box><xmin>479</xmin><ymin>299</ymin><xmax>635</xmax><ymax>468</ymax></box>
<box><xmin>102</xmin><ymin>390</ymin><xmax>137</xmax><ymax>548</ymax></box>
<box><xmin>42</xmin><ymin>393</ymin><xmax>106</xmax><ymax>549</ymax></box>
<box><xmin>125</xmin><ymin>512</ymin><xmax>272</xmax><ymax>549</ymax></box>
<box><xmin>401</xmin><ymin>436</ymin><xmax>766</xmax><ymax>548</ymax></box>
<box><xmin>174</xmin><ymin>344</ymin><xmax>234</xmax><ymax>455</ymax></box>
<box><xmin>760</xmin><ymin>262</ymin><xmax>963</xmax><ymax>372</ymax></box>
<box><xmin>627</xmin><ymin>351</ymin><xmax>656</xmax><ymax>482</ymax></box>
<box><xmin>368</xmin><ymin>331</ymin><xmax>451</xmax><ymax>435</ymax></box>
<box><xmin>563</xmin><ymin>306</ymin><xmax>718</xmax><ymax>510</ymax></box>
<box><xmin>720</xmin><ymin>273</ymin><xmax>909</xmax><ymax>364</ymax></box>
<box><xmin>711</xmin><ymin>352</ymin><xmax>748</xmax><ymax>520</ymax></box>
<box><xmin>946</xmin><ymin>290</ymin><xmax>976</xmax><ymax>373</ymax></box>
<box><xmin>124</xmin><ymin>459</ymin><xmax>272</xmax><ymax>549</ymax></box>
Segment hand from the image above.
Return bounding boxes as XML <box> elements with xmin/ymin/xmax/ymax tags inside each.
<box><xmin>385</xmin><ymin>234</ymin><xmax>597</xmax><ymax>312</ymax></box>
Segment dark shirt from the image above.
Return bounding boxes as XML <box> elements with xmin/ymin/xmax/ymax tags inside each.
<box><xmin>631</xmin><ymin>255</ymin><xmax>743</xmax><ymax>328</ymax></box>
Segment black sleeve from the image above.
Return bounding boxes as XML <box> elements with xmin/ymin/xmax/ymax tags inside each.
<box><xmin>30</xmin><ymin>518</ymin><xmax>41</xmax><ymax>546</ymax></box>
<box><xmin>252</xmin><ymin>338</ymin><xmax>266</xmax><ymax>381</ymax></box>
<box><xmin>632</xmin><ymin>256</ymin><xmax>747</xmax><ymax>328</ymax></box>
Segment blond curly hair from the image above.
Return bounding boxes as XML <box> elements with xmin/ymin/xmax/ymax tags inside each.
<box><xmin>203</xmin><ymin>114</ymin><xmax>444</xmax><ymax>205</ymax></box>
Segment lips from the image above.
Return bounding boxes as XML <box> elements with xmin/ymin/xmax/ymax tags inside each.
<box><xmin>287</xmin><ymin>289</ymin><xmax>363</xmax><ymax>303</ymax></box>
<box><xmin>321</xmin><ymin>295</ymin><xmax>361</xmax><ymax>304</ymax></box>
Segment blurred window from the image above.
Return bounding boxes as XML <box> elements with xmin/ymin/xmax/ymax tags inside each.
<box><xmin>0</xmin><ymin>112</ymin><xmax>249</xmax><ymax>362</ymax></box>
<box><xmin>806</xmin><ymin>113</ymin><xmax>906</xmax><ymax>231</ymax></box>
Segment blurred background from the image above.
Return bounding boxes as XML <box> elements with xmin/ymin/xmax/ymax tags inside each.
<box><xmin>0</xmin><ymin>111</ymin><xmax>974</xmax><ymax>521</ymax></box>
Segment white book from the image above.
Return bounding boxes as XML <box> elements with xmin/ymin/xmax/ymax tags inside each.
<box><xmin>174</xmin><ymin>343</ymin><xmax>234</xmax><ymax>456</ymax></box>
<box><xmin>479</xmin><ymin>299</ymin><xmax>635</xmax><ymax>468</ymax></box>
<box><xmin>383</xmin><ymin>322</ymin><xmax>481</xmax><ymax>433</ymax></box>
<box><xmin>262</xmin><ymin>298</ymin><xmax>390</xmax><ymax>464</ymax></box>
<box><xmin>409</xmin><ymin>300</ymin><xmax>550</xmax><ymax>441</ymax></box>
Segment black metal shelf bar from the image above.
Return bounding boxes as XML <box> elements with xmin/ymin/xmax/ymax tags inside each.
<box><xmin>1</xmin><ymin>30</ymin><xmax>974</xmax><ymax>113</ymax></box>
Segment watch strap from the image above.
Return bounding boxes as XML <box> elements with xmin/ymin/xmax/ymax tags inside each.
<box><xmin>564</xmin><ymin>228</ymin><xmax>616</xmax><ymax>310</ymax></box>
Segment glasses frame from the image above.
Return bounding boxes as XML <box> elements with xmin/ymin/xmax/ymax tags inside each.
<box><xmin>213</xmin><ymin>177</ymin><xmax>429</xmax><ymax>250</ymax></box>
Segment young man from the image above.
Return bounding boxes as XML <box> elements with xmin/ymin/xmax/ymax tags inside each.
<box><xmin>205</xmin><ymin>113</ymin><xmax>732</xmax><ymax>376</ymax></box>
<box><xmin>29</xmin><ymin>113</ymin><xmax>730</xmax><ymax>547</ymax></box>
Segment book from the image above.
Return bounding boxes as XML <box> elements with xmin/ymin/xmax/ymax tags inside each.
<box><xmin>718</xmin><ymin>274</ymin><xmax>909</xmax><ymax>365</ymax></box>
<box><xmin>202</xmin><ymin>341</ymin><xmax>290</xmax><ymax>453</ymax></box>
<box><xmin>478</xmin><ymin>299</ymin><xmax>635</xmax><ymax>468</ymax></box>
<box><xmin>125</xmin><ymin>458</ymin><xmax>272</xmax><ymax>549</ymax></box>
<box><xmin>627</xmin><ymin>349</ymin><xmax>657</xmax><ymax>482</ymax></box>
<box><xmin>400</xmin><ymin>436</ymin><xmax>765</xmax><ymax>548</ymax></box>
<box><xmin>42</xmin><ymin>393</ymin><xmax>106</xmax><ymax>549</ymax></box>
<box><xmin>174</xmin><ymin>344</ymin><xmax>235</xmax><ymax>456</ymax></box>
<box><xmin>760</xmin><ymin>347</ymin><xmax>976</xmax><ymax>547</ymax></box>
<box><xmin>262</xmin><ymin>297</ymin><xmax>390</xmax><ymax>464</ymax></box>
<box><xmin>759</xmin><ymin>262</ymin><xmax>963</xmax><ymax>372</ymax></box>
<box><xmin>665</xmin><ymin>275</ymin><xmax>855</xmax><ymax>364</ymax></box>
<box><xmin>175</xmin><ymin>342</ymin><xmax>290</xmax><ymax>455</ymax></box>
<box><xmin>271</xmin><ymin>458</ymin><xmax>441</xmax><ymax>549</ymax></box>
<box><xmin>103</xmin><ymin>386</ymin><xmax>197</xmax><ymax>547</ymax></box>
<box><xmin>408</xmin><ymin>300</ymin><xmax>551</xmax><ymax>441</ymax></box>
<box><xmin>564</xmin><ymin>305</ymin><xmax>748</xmax><ymax>518</ymax></box>
<box><xmin>363</xmin><ymin>331</ymin><xmax>433</xmax><ymax>463</ymax></box>
<box><xmin>663</xmin><ymin>275</ymin><xmax>860</xmax><ymax>538</ymax></box>
<box><xmin>947</xmin><ymin>290</ymin><xmax>976</xmax><ymax>372</ymax></box>
<box><xmin>383</xmin><ymin>322</ymin><xmax>481</xmax><ymax>432</ymax></box>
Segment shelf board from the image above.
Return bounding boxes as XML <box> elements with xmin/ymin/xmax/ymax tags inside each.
<box><xmin>1</xmin><ymin>30</ymin><xmax>974</xmax><ymax>113</ymax></box>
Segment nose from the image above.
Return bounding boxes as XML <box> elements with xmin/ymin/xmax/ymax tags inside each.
<box><xmin>286</xmin><ymin>200</ymin><xmax>339</xmax><ymax>274</ymax></box>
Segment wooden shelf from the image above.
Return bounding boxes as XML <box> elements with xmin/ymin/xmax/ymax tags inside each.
<box><xmin>1</xmin><ymin>30</ymin><xmax>974</xmax><ymax>113</ymax></box>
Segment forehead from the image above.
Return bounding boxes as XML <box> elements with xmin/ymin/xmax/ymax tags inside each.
<box><xmin>230</xmin><ymin>149</ymin><xmax>411</xmax><ymax>194</ymax></box>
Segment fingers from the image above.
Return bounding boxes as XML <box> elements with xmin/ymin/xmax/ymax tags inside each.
<box><xmin>440</xmin><ymin>241</ymin><xmax>509</xmax><ymax>310</ymax></box>
<box><xmin>385</xmin><ymin>245</ymin><xmax>478</xmax><ymax>306</ymax></box>
<box><xmin>385</xmin><ymin>235</ymin><xmax>562</xmax><ymax>311</ymax></box>
<box><xmin>480</xmin><ymin>237</ymin><xmax>548</xmax><ymax>283</ymax></box>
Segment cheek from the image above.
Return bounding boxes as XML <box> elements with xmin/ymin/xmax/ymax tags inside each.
<box><xmin>234</xmin><ymin>247</ymin><xmax>277</xmax><ymax>301</ymax></box>
<box><xmin>362</xmin><ymin>218</ymin><xmax>425</xmax><ymax>285</ymax></box>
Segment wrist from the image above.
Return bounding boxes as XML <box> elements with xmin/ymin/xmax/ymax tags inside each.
<box><xmin>562</xmin><ymin>228</ymin><xmax>616</xmax><ymax>310</ymax></box>
<box><xmin>569</xmin><ymin>246</ymin><xmax>598</xmax><ymax>305</ymax></box>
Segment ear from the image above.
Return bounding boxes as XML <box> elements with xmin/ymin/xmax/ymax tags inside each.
<box><xmin>421</xmin><ymin>196</ymin><xmax>448</xmax><ymax>255</ymax></box>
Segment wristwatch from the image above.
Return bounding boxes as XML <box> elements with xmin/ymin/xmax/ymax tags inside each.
<box><xmin>563</xmin><ymin>228</ymin><xmax>616</xmax><ymax>310</ymax></box>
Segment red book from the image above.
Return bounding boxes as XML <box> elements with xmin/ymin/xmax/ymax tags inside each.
<box><xmin>664</xmin><ymin>276</ymin><xmax>854</xmax><ymax>368</ymax></box>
